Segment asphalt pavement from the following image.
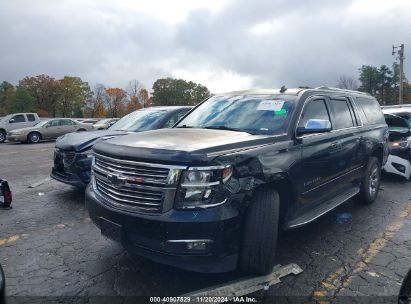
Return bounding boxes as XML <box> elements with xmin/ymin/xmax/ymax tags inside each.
<box><xmin>0</xmin><ymin>141</ymin><xmax>410</xmax><ymax>303</ymax></box>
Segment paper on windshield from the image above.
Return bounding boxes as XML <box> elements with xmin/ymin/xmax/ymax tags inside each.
<box><xmin>257</xmin><ymin>100</ymin><xmax>285</xmax><ymax>111</ymax></box>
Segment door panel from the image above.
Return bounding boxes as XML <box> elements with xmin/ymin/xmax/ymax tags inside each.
<box><xmin>293</xmin><ymin>97</ymin><xmax>340</xmax><ymax>214</ymax></box>
<box><xmin>327</xmin><ymin>97</ymin><xmax>363</xmax><ymax>192</ymax></box>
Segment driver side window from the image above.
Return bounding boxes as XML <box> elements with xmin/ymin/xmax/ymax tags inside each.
<box><xmin>298</xmin><ymin>99</ymin><xmax>331</xmax><ymax>129</ymax></box>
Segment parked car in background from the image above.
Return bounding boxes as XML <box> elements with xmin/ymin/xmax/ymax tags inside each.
<box><xmin>382</xmin><ymin>109</ymin><xmax>411</xmax><ymax>180</ymax></box>
<box><xmin>93</xmin><ymin>118</ymin><xmax>120</xmax><ymax>130</ymax></box>
<box><xmin>86</xmin><ymin>87</ymin><xmax>388</xmax><ymax>274</ymax></box>
<box><xmin>6</xmin><ymin>118</ymin><xmax>93</xmax><ymax>144</ymax></box>
<box><xmin>51</xmin><ymin>106</ymin><xmax>192</xmax><ymax>188</ymax></box>
<box><xmin>76</xmin><ymin>119</ymin><xmax>100</xmax><ymax>125</ymax></box>
<box><xmin>0</xmin><ymin>113</ymin><xmax>40</xmax><ymax>143</ymax></box>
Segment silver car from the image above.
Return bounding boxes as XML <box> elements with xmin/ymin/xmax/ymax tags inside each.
<box><xmin>6</xmin><ymin>118</ymin><xmax>93</xmax><ymax>143</ymax></box>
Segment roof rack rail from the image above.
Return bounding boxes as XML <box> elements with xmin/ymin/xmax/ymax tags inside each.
<box><xmin>314</xmin><ymin>86</ymin><xmax>370</xmax><ymax>96</ymax></box>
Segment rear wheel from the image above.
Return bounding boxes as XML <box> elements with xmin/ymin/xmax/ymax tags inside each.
<box><xmin>0</xmin><ymin>130</ymin><xmax>6</xmax><ymax>143</ymax></box>
<box><xmin>28</xmin><ymin>132</ymin><xmax>41</xmax><ymax>144</ymax></box>
<box><xmin>356</xmin><ymin>157</ymin><xmax>381</xmax><ymax>204</ymax></box>
<box><xmin>240</xmin><ymin>186</ymin><xmax>280</xmax><ymax>275</ymax></box>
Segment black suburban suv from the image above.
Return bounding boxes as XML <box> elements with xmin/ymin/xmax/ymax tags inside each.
<box><xmin>85</xmin><ymin>87</ymin><xmax>388</xmax><ymax>274</ymax></box>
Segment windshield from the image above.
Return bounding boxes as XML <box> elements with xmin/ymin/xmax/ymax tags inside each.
<box><xmin>175</xmin><ymin>95</ymin><xmax>296</xmax><ymax>135</ymax></box>
<box><xmin>97</xmin><ymin>118</ymin><xmax>112</xmax><ymax>124</ymax></box>
<box><xmin>35</xmin><ymin>120</ymin><xmax>51</xmax><ymax>127</ymax></box>
<box><xmin>110</xmin><ymin>110</ymin><xmax>166</xmax><ymax>132</ymax></box>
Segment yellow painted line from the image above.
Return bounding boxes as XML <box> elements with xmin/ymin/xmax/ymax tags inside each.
<box><xmin>0</xmin><ymin>217</ymin><xmax>92</xmax><ymax>246</ymax></box>
<box><xmin>0</xmin><ymin>235</ymin><xmax>20</xmax><ymax>245</ymax></box>
<box><xmin>312</xmin><ymin>202</ymin><xmax>411</xmax><ymax>298</ymax></box>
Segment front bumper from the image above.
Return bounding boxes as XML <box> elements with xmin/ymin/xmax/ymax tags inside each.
<box><xmin>6</xmin><ymin>133</ymin><xmax>27</xmax><ymax>142</ymax></box>
<box><xmin>383</xmin><ymin>154</ymin><xmax>411</xmax><ymax>180</ymax></box>
<box><xmin>51</xmin><ymin>151</ymin><xmax>92</xmax><ymax>187</ymax></box>
<box><xmin>85</xmin><ymin>184</ymin><xmax>242</xmax><ymax>273</ymax></box>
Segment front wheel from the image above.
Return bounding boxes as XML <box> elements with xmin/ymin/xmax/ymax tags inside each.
<box><xmin>356</xmin><ymin>157</ymin><xmax>381</xmax><ymax>204</ymax></box>
<box><xmin>240</xmin><ymin>186</ymin><xmax>280</xmax><ymax>275</ymax></box>
<box><xmin>28</xmin><ymin>132</ymin><xmax>41</xmax><ymax>144</ymax></box>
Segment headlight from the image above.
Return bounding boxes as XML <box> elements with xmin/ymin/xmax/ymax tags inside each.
<box><xmin>175</xmin><ymin>165</ymin><xmax>233</xmax><ymax>209</ymax></box>
<box><xmin>391</xmin><ymin>140</ymin><xmax>410</xmax><ymax>149</ymax></box>
<box><xmin>83</xmin><ymin>148</ymin><xmax>94</xmax><ymax>158</ymax></box>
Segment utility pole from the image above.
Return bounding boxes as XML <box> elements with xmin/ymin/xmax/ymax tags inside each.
<box><xmin>392</xmin><ymin>44</ymin><xmax>405</xmax><ymax>104</ymax></box>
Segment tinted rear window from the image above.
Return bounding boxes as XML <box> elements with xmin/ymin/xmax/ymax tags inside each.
<box><xmin>355</xmin><ymin>97</ymin><xmax>385</xmax><ymax>125</ymax></box>
<box><xmin>329</xmin><ymin>99</ymin><xmax>355</xmax><ymax>129</ymax></box>
<box><xmin>27</xmin><ymin>114</ymin><xmax>36</xmax><ymax>122</ymax></box>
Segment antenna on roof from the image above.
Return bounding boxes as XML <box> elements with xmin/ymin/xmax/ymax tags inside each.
<box><xmin>280</xmin><ymin>86</ymin><xmax>287</xmax><ymax>93</ymax></box>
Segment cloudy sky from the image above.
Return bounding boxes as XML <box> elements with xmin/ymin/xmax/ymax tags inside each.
<box><xmin>0</xmin><ymin>0</ymin><xmax>410</xmax><ymax>93</ymax></box>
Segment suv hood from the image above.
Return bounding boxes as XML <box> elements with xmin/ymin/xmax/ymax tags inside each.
<box><xmin>56</xmin><ymin>130</ymin><xmax>130</xmax><ymax>152</ymax></box>
<box><xmin>93</xmin><ymin>128</ymin><xmax>275</xmax><ymax>164</ymax></box>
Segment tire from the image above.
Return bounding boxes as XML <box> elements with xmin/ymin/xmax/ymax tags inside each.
<box><xmin>0</xmin><ymin>130</ymin><xmax>6</xmax><ymax>143</ymax></box>
<box><xmin>0</xmin><ymin>263</ymin><xmax>5</xmax><ymax>299</ymax></box>
<box><xmin>240</xmin><ymin>186</ymin><xmax>280</xmax><ymax>275</ymax></box>
<box><xmin>28</xmin><ymin>132</ymin><xmax>41</xmax><ymax>144</ymax></box>
<box><xmin>355</xmin><ymin>157</ymin><xmax>381</xmax><ymax>204</ymax></box>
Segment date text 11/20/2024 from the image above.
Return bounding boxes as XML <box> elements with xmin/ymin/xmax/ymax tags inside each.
<box><xmin>149</xmin><ymin>296</ymin><xmax>257</xmax><ymax>302</ymax></box>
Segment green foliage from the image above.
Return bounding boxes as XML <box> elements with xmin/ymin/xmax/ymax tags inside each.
<box><xmin>152</xmin><ymin>78</ymin><xmax>211</xmax><ymax>106</ymax></box>
<box><xmin>19</xmin><ymin>74</ymin><xmax>59</xmax><ymax>116</ymax></box>
<box><xmin>11</xmin><ymin>87</ymin><xmax>36</xmax><ymax>112</ymax></box>
<box><xmin>58</xmin><ymin>76</ymin><xmax>92</xmax><ymax>117</ymax></box>
<box><xmin>0</xmin><ymin>81</ymin><xmax>15</xmax><ymax>115</ymax></box>
<box><xmin>358</xmin><ymin>64</ymin><xmax>410</xmax><ymax>105</ymax></box>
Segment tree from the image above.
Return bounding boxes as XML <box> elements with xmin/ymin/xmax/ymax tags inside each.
<box><xmin>58</xmin><ymin>76</ymin><xmax>91</xmax><ymax>117</ymax></box>
<box><xmin>151</xmin><ymin>78</ymin><xmax>211</xmax><ymax>106</ymax></box>
<box><xmin>358</xmin><ymin>65</ymin><xmax>380</xmax><ymax>96</ymax></box>
<box><xmin>105</xmin><ymin>88</ymin><xmax>127</xmax><ymax>117</ymax></box>
<box><xmin>378</xmin><ymin>65</ymin><xmax>392</xmax><ymax>105</ymax></box>
<box><xmin>0</xmin><ymin>81</ymin><xmax>15</xmax><ymax>115</ymax></box>
<box><xmin>10</xmin><ymin>87</ymin><xmax>36</xmax><ymax>113</ymax></box>
<box><xmin>19</xmin><ymin>75</ymin><xmax>59</xmax><ymax>116</ymax></box>
<box><xmin>337</xmin><ymin>76</ymin><xmax>358</xmax><ymax>90</ymax></box>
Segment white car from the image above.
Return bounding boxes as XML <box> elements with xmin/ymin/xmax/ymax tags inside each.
<box><xmin>382</xmin><ymin>111</ymin><xmax>411</xmax><ymax>180</ymax></box>
<box><xmin>0</xmin><ymin>113</ymin><xmax>40</xmax><ymax>143</ymax></box>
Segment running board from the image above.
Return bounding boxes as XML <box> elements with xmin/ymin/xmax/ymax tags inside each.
<box><xmin>285</xmin><ymin>187</ymin><xmax>360</xmax><ymax>229</ymax></box>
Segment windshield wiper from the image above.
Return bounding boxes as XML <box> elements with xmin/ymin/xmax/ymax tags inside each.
<box><xmin>175</xmin><ymin>125</ymin><xmax>193</xmax><ymax>128</ymax></box>
<box><xmin>203</xmin><ymin>126</ymin><xmax>254</xmax><ymax>134</ymax></box>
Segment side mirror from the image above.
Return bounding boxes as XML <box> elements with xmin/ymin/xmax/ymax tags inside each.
<box><xmin>297</xmin><ymin>119</ymin><xmax>331</xmax><ymax>135</ymax></box>
<box><xmin>9</xmin><ymin>118</ymin><xmax>15</xmax><ymax>123</ymax></box>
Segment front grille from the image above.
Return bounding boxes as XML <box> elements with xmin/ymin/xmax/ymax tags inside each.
<box><xmin>62</xmin><ymin>151</ymin><xmax>76</xmax><ymax>166</ymax></box>
<box><xmin>93</xmin><ymin>153</ymin><xmax>186</xmax><ymax>214</ymax></box>
<box><xmin>55</xmin><ymin>149</ymin><xmax>76</xmax><ymax>167</ymax></box>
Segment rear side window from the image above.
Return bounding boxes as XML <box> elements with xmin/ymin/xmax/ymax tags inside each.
<box><xmin>298</xmin><ymin>99</ymin><xmax>330</xmax><ymax>128</ymax></box>
<box><xmin>10</xmin><ymin>114</ymin><xmax>25</xmax><ymax>123</ymax></box>
<box><xmin>27</xmin><ymin>114</ymin><xmax>36</xmax><ymax>122</ymax></box>
<box><xmin>49</xmin><ymin>120</ymin><xmax>60</xmax><ymax>127</ymax></box>
<box><xmin>329</xmin><ymin>99</ymin><xmax>355</xmax><ymax>129</ymax></box>
<box><xmin>355</xmin><ymin>97</ymin><xmax>385</xmax><ymax>125</ymax></box>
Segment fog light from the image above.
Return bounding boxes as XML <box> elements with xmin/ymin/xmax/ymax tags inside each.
<box><xmin>187</xmin><ymin>241</ymin><xmax>208</xmax><ymax>251</ymax></box>
<box><xmin>393</xmin><ymin>163</ymin><xmax>406</xmax><ymax>173</ymax></box>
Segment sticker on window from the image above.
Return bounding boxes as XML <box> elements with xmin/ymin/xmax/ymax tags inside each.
<box><xmin>257</xmin><ymin>100</ymin><xmax>285</xmax><ymax>111</ymax></box>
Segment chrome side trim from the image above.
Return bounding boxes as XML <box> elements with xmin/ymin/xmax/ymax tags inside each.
<box><xmin>166</xmin><ymin>239</ymin><xmax>213</xmax><ymax>243</ymax></box>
